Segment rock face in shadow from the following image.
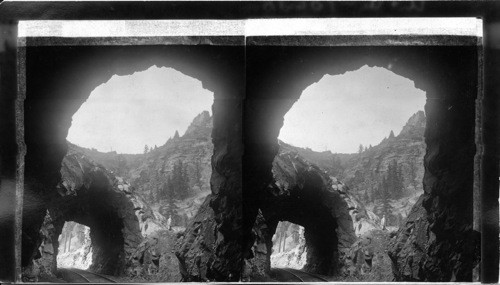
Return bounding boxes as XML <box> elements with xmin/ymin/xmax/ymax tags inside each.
<box><xmin>174</xmin><ymin>195</ymin><xmax>218</xmax><ymax>281</ymax></box>
<box><xmin>173</xmin><ymin>103</ymin><xmax>244</xmax><ymax>282</ymax></box>
<box><xmin>387</xmin><ymin>89</ymin><xmax>480</xmax><ymax>281</ymax></box>
<box><xmin>388</xmin><ymin>193</ymin><xmax>480</xmax><ymax>281</ymax></box>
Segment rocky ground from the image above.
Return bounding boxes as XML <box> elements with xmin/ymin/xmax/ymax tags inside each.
<box><xmin>342</xmin><ymin>229</ymin><xmax>395</xmax><ymax>282</ymax></box>
<box><xmin>116</xmin><ymin>230</ymin><xmax>182</xmax><ymax>282</ymax></box>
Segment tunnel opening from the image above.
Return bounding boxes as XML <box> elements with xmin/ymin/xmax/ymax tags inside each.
<box><xmin>269</xmin><ymin>219</ymin><xmax>340</xmax><ymax>276</ymax></box>
<box><xmin>270</xmin><ymin>222</ymin><xmax>306</xmax><ymax>269</ymax></box>
<box><xmin>56</xmin><ymin>222</ymin><xmax>92</xmax><ymax>270</ymax></box>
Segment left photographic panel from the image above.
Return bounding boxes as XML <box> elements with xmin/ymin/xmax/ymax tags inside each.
<box><xmin>15</xmin><ymin>20</ymin><xmax>245</xmax><ymax>282</ymax></box>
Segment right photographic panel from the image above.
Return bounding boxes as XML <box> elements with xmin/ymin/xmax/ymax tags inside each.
<box><xmin>242</xmin><ymin>18</ymin><xmax>483</xmax><ymax>282</ymax></box>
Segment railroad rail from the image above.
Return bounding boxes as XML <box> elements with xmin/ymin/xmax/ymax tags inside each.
<box><xmin>59</xmin><ymin>268</ymin><xmax>117</xmax><ymax>283</ymax></box>
<box><xmin>271</xmin><ymin>267</ymin><xmax>331</xmax><ymax>282</ymax></box>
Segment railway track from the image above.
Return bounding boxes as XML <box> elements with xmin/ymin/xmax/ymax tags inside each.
<box><xmin>271</xmin><ymin>267</ymin><xmax>331</xmax><ymax>282</ymax></box>
<box><xmin>59</xmin><ymin>268</ymin><xmax>117</xmax><ymax>283</ymax></box>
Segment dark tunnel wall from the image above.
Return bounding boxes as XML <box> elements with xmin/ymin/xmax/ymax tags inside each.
<box><xmin>244</xmin><ymin>44</ymin><xmax>480</xmax><ymax>281</ymax></box>
<box><xmin>21</xmin><ymin>42</ymin><xmax>245</xmax><ymax>279</ymax></box>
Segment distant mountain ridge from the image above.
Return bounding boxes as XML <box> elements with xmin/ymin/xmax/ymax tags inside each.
<box><xmin>70</xmin><ymin>110</ymin><xmax>214</xmax><ymax>227</ymax></box>
<box><xmin>281</xmin><ymin>111</ymin><xmax>426</xmax><ymax>226</ymax></box>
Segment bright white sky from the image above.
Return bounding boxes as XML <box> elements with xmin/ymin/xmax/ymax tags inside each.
<box><xmin>279</xmin><ymin>65</ymin><xmax>426</xmax><ymax>153</ymax></box>
<box><xmin>67</xmin><ymin>66</ymin><xmax>213</xmax><ymax>154</ymax></box>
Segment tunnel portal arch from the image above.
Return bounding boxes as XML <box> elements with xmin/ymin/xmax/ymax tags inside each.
<box><xmin>40</xmin><ymin>150</ymin><xmax>143</xmax><ymax>276</ymax></box>
<box><xmin>244</xmin><ymin>44</ymin><xmax>479</xmax><ymax>281</ymax></box>
<box><xmin>249</xmin><ymin>148</ymin><xmax>355</xmax><ymax>277</ymax></box>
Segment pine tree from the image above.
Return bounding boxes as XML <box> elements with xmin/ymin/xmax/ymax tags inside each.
<box><xmin>382</xmin><ymin>159</ymin><xmax>405</xmax><ymax>200</ymax></box>
<box><xmin>117</xmin><ymin>154</ymin><xmax>127</xmax><ymax>176</ymax></box>
<box><xmin>358</xmin><ymin>144</ymin><xmax>364</xmax><ymax>154</ymax></box>
<box><xmin>363</xmin><ymin>189</ymin><xmax>370</xmax><ymax>202</ymax></box>
<box><xmin>171</xmin><ymin>160</ymin><xmax>190</xmax><ymax>199</ymax></box>
<box><xmin>144</xmin><ymin>144</ymin><xmax>149</xmax><ymax>154</ymax></box>
<box><xmin>379</xmin><ymin>176</ymin><xmax>391</xmax><ymax>222</ymax></box>
<box><xmin>397</xmin><ymin>163</ymin><xmax>404</xmax><ymax>197</ymax></box>
<box><xmin>166</xmin><ymin>177</ymin><xmax>175</xmax><ymax>214</ymax></box>
<box><xmin>194</xmin><ymin>156</ymin><xmax>203</xmax><ymax>188</ymax></box>
<box><xmin>408</xmin><ymin>156</ymin><xmax>419</xmax><ymax>191</ymax></box>
<box><xmin>331</xmin><ymin>155</ymin><xmax>344</xmax><ymax>177</ymax></box>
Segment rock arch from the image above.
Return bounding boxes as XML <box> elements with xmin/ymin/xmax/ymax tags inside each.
<box><xmin>248</xmin><ymin>147</ymin><xmax>356</xmax><ymax>277</ymax></box>
<box><xmin>244</xmin><ymin>44</ymin><xmax>480</xmax><ymax>281</ymax></box>
<box><xmin>46</xmin><ymin>150</ymin><xmax>142</xmax><ymax>275</ymax></box>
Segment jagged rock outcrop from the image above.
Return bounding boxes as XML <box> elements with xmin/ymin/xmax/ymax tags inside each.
<box><xmin>388</xmin><ymin>192</ymin><xmax>480</xmax><ymax>281</ymax></box>
<box><xmin>330</xmin><ymin>178</ymin><xmax>381</xmax><ymax>237</ymax></box>
<box><xmin>131</xmin><ymin>110</ymin><xmax>213</xmax><ymax>198</ymax></box>
<box><xmin>174</xmin><ymin>195</ymin><xmax>218</xmax><ymax>281</ymax></box>
<box><xmin>21</xmin><ymin>212</ymin><xmax>58</xmax><ymax>282</ymax></box>
<box><xmin>342</xmin><ymin>111</ymin><xmax>425</xmax><ymax>195</ymax></box>
<box><xmin>387</xmin><ymin>96</ymin><xmax>479</xmax><ymax>280</ymax></box>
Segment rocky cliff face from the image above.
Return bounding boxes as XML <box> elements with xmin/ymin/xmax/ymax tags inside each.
<box><xmin>74</xmin><ymin>111</ymin><xmax>214</xmax><ymax>228</ymax></box>
<box><xmin>174</xmin><ymin>195</ymin><xmax>219</xmax><ymax>281</ymax></box>
<box><xmin>130</xmin><ymin>110</ymin><xmax>212</xmax><ymax>197</ymax></box>
<box><xmin>342</xmin><ymin>110</ymin><xmax>425</xmax><ymax>197</ymax></box>
<box><xmin>289</xmin><ymin>111</ymin><xmax>426</xmax><ymax>227</ymax></box>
